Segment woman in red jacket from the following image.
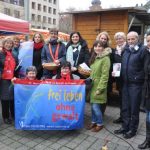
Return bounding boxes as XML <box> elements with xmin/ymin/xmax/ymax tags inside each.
<box><xmin>0</xmin><ymin>38</ymin><xmax>17</xmax><ymax>124</ymax></box>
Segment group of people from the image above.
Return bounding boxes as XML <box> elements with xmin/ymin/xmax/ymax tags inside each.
<box><xmin>0</xmin><ymin>28</ymin><xmax>150</xmax><ymax>149</ymax></box>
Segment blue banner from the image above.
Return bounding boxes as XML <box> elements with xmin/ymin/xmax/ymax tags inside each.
<box><xmin>18</xmin><ymin>41</ymin><xmax>34</xmax><ymax>78</ymax></box>
<box><xmin>14</xmin><ymin>80</ymin><xmax>85</xmax><ymax>130</ymax></box>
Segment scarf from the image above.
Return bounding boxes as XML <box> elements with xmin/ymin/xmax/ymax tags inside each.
<box><xmin>34</xmin><ymin>42</ymin><xmax>44</xmax><ymax>50</ymax></box>
<box><xmin>115</xmin><ymin>42</ymin><xmax>126</xmax><ymax>55</ymax></box>
<box><xmin>66</xmin><ymin>43</ymin><xmax>82</xmax><ymax>67</ymax></box>
<box><xmin>49</xmin><ymin>39</ymin><xmax>58</xmax><ymax>45</ymax></box>
<box><xmin>2</xmin><ymin>49</ymin><xmax>16</xmax><ymax>80</ymax></box>
<box><xmin>61</xmin><ymin>72</ymin><xmax>71</xmax><ymax>80</ymax></box>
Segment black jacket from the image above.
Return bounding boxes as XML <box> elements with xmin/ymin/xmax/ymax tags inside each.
<box><xmin>121</xmin><ymin>43</ymin><xmax>146</xmax><ymax>84</ymax></box>
<box><xmin>143</xmin><ymin>48</ymin><xmax>150</xmax><ymax>110</ymax></box>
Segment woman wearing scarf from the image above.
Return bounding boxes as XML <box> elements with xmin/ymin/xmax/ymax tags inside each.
<box><xmin>111</xmin><ymin>32</ymin><xmax>126</xmax><ymax>124</ymax></box>
<box><xmin>66</xmin><ymin>32</ymin><xmax>90</xmax><ymax>79</ymax></box>
<box><xmin>41</xmin><ymin>29</ymin><xmax>66</xmax><ymax>79</ymax></box>
<box><xmin>0</xmin><ymin>38</ymin><xmax>17</xmax><ymax>124</ymax></box>
<box><xmin>32</xmin><ymin>33</ymin><xmax>44</xmax><ymax>79</ymax></box>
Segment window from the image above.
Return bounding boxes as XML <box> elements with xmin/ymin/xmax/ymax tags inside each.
<box><xmin>53</xmin><ymin>0</ymin><xmax>56</xmax><ymax>4</ymax></box>
<box><xmin>14</xmin><ymin>0</ymin><xmax>19</xmax><ymax>5</ymax></box>
<box><xmin>48</xmin><ymin>7</ymin><xmax>51</xmax><ymax>13</ymax></box>
<box><xmin>48</xmin><ymin>17</ymin><xmax>51</xmax><ymax>24</ymax></box>
<box><xmin>38</xmin><ymin>4</ymin><xmax>41</xmax><ymax>11</ymax></box>
<box><xmin>32</xmin><ymin>2</ymin><xmax>36</xmax><ymax>9</ymax></box>
<box><xmin>43</xmin><ymin>16</ymin><xmax>47</xmax><ymax>23</ymax></box>
<box><xmin>49</xmin><ymin>0</ymin><xmax>52</xmax><ymax>3</ymax></box>
<box><xmin>32</xmin><ymin>14</ymin><xmax>36</xmax><ymax>21</ymax></box>
<box><xmin>4</xmin><ymin>8</ymin><xmax>10</xmax><ymax>15</ymax></box>
<box><xmin>37</xmin><ymin>15</ymin><xmax>41</xmax><ymax>22</ymax></box>
<box><xmin>14</xmin><ymin>10</ymin><xmax>20</xmax><ymax>18</ymax></box>
<box><xmin>53</xmin><ymin>18</ymin><xmax>56</xmax><ymax>25</ymax></box>
<box><xmin>43</xmin><ymin>5</ymin><xmax>47</xmax><ymax>12</ymax></box>
<box><xmin>53</xmin><ymin>8</ymin><xmax>56</xmax><ymax>14</ymax></box>
<box><xmin>37</xmin><ymin>26</ymin><xmax>41</xmax><ymax>29</ymax></box>
<box><xmin>43</xmin><ymin>27</ymin><xmax>46</xmax><ymax>29</ymax></box>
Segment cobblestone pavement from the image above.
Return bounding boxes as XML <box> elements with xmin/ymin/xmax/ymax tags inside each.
<box><xmin>0</xmin><ymin>103</ymin><xmax>146</xmax><ymax>150</ymax></box>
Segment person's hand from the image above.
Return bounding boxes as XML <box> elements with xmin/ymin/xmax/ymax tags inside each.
<box><xmin>54</xmin><ymin>60</ymin><xmax>60</xmax><ymax>66</ymax></box>
<box><xmin>112</xmin><ymin>72</ymin><xmax>115</xmax><ymax>77</ymax></box>
<box><xmin>11</xmin><ymin>77</ymin><xmax>17</xmax><ymax>84</ymax></box>
<box><xmin>71</xmin><ymin>67</ymin><xmax>77</xmax><ymax>72</ymax></box>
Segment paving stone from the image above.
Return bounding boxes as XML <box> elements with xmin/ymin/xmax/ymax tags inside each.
<box><xmin>59</xmin><ymin>146</ymin><xmax>72</xmax><ymax>150</ymax></box>
<box><xmin>33</xmin><ymin>144</ymin><xmax>47</xmax><ymax>150</ymax></box>
<box><xmin>9</xmin><ymin>142</ymin><xmax>23</xmax><ymax>149</ymax></box>
<box><xmin>25</xmin><ymin>141</ymin><xmax>38</xmax><ymax>148</ymax></box>
<box><xmin>49</xmin><ymin>143</ymin><xmax>62</xmax><ymax>150</ymax></box>
<box><xmin>16</xmin><ymin>146</ymin><xmax>30</xmax><ymax>150</ymax></box>
<box><xmin>2</xmin><ymin>138</ymin><xmax>14</xmax><ymax>145</ymax></box>
<box><xmin>65</xmin><ymin>142</ymin><xmax>78</xmax><ymax>149</ymax></box>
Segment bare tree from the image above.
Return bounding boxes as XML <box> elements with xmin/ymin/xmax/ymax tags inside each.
<box><xmin>59</xmin><ymin>7</ymin><xmax>76</xmax><ymax>34</ymax></box>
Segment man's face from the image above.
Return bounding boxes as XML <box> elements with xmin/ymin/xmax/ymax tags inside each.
<box><xmin>50</xmin><ymin>31</ymin><xmax>58</xmax><ymax>40</ymax></box>
<box><xmin>127</xmin><ymin>33</ymin><xmax>138</xmax><ymax>47</ymax></box>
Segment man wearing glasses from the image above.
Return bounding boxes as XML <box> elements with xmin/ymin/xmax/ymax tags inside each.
<box><xmin>41</xmin><ymin>28</ymin><xmax>66</xmax><ymax>78</ymax></box>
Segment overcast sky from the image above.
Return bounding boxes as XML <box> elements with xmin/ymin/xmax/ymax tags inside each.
<box><xmin>59</xmin><ymin>0</ymin><xmax>147</xmax><ymax>11</ymax></box>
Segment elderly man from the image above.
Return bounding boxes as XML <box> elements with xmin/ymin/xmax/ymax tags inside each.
<box><xmin>41</xmin><ymin>28</ymin><xmax>66</xmax><ymax>78</ymax></box>
<box><xmin>114</xmin><ymin>31</ymin><xmax>146</xmax><ymax>139</ymax></box>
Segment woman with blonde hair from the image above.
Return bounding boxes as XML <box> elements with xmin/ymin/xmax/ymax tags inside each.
<box><xmin>112</xmin><ymin>32</ymin><xmax>126</xmax><ymax>124</ymax></box>
<box><xmin>96</xmin><ymin>31</ymin><xmax>111</xmax><ymax>48</ymax></box>
<box><xmin>0</xmin><ymin>38</ymin><xmax>17</xmax><ymax>124</ymax></box>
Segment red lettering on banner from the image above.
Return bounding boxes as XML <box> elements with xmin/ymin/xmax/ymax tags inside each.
<box><xmin>56</xmin><ymin>103</ymin><xmax>75</xmax><ymax>111</ymax></box>
<box><xmin>52</xmin><ymin>112</ymin><xmax>79</xmax><ymax>122</ymax></box>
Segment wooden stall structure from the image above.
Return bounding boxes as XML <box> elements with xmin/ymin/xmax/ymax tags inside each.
<box><xmin>62</xmin><ymin>7</ymin><xmax>150</xmax><ymax>48</ymax></box>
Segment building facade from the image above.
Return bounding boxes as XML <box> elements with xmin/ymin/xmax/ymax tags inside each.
<box><xmin>0</xmin><ymin>0</ymin><xmax>24</xmax><ymax>19</ymax></box>
<box><xmin>0</xmin><ymin>0</ymin><xmax>59</xmax><ymax>30</ymax></box>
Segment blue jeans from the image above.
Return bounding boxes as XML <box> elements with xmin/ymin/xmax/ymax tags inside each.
<box><xmin>91</xmin><ymin>103</ymin><xmax>103</xmax><ymax>126</ymax></box>
<box><xmin>146</xmin><ymin>111</ymin><xmax>150</xmax><ymax>123</ymax></box>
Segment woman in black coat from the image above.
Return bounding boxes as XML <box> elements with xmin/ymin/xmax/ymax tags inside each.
<box><xmin>32</xmin><ymin>33</ymin><xmax>44</xmax><ymax>79</ymax></box>
<box><xmin>138</xmin><ymin>34</ymin><xmax>150</xmax><ymax>149</ymax></box>
<box><xmin>66</xmin><ymin>32</ymin><xmax>90</xmax><ymax>79</ymax></box>
<box><xmin>0</xmin><ymin>38</ymin><xmax>18</xmax><ymax>124</ymax></box>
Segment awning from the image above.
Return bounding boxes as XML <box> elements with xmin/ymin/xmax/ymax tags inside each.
<box><xmin>0</xmin><ymin>13</ymin><xmax>29</xmax><ymax>35</ymax></box>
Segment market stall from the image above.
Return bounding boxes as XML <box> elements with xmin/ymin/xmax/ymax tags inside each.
<box><xmin>0</xmin><ymin>13</ymin><xmax>29</xmax><ymax>35</ymax></box>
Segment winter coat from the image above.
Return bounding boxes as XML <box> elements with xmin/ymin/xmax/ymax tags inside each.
<box><xmin>121</xmin><ymin>43</ymin><xmax>146</xmax><ymax>84</ymax></box>
<box><xmin>66</xmin><ymin>40</ymin><xmax>90</xmax><ymax>79</ymax></box>
<box><xmin>41</xmin><ymin>41</ymin><xmax>66</xmax><ymax>78</ymax></box>
<box><xmin>0</xmin><ymin>51</ymin><xmax>17</xmax><ymax>100</ymax></box>
<box><xmin>143</xmin><ymin>48</ymin><xmax>150</xmax><ymax>110</ymax></box>
<box><xmin>66</xmin><ymin>40</ymin><xmax>90</xmax><ymax>66</ymax></box>
<box><xmin>111</xmin><ymin>48</ymin><xmax>123</xmax><ymax>90</ymax></box>
<box><xmin>90</xmin><ymin>47</ymin><xmax>111</xmax><ymax>104</ymax></box>
<box><xmin>33</xmin><ymin>47</ymin><xmax>43</xmax><ymax>79</ymax></box>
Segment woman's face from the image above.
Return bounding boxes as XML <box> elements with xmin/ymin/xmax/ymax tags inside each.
<box><xmin>115</xmin><ymin>36</ymin><xmax>125</xmax><ymax>47</ymax></box>
<box><xmin>94</xmin><ymin>43</ymin><xmax>104</xmax><ymax>55</ymax></box>
<box><xmin>26</xmin><ymin>71</ymin><xmax>36</xmax><ymax>80</ymax></box>
<box><xmin>71</xmin><ymin>33</ymin><xmax>80</xmax><ymax>44</ymax></box>
<box><xmin>146</xmin><ymin>35</ymin><xmax>150</xmax><ymax>49</ymax></box>
<box><xmin>4</xmin><ymin>41</ymin><xmax>13</xmax><ymax>50</ymax></box>
<box><xmin>99</xmin><ymin>34</ymin><xmax>108</xmax><ymax>45</ymax></box>
<box><xmin>13</xmin><ymin>39</ymin><xmax>20</xmax><ymax>48</ymax></box>
<box><xmin>34</xmin><ymin>34</ymin><xmax>42</xmax><ymax>43</ymax></box>
<box><xmin>61</xmin><ymin>67</ymin><xmax>70</xmax><ymax>76</ymax></box>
